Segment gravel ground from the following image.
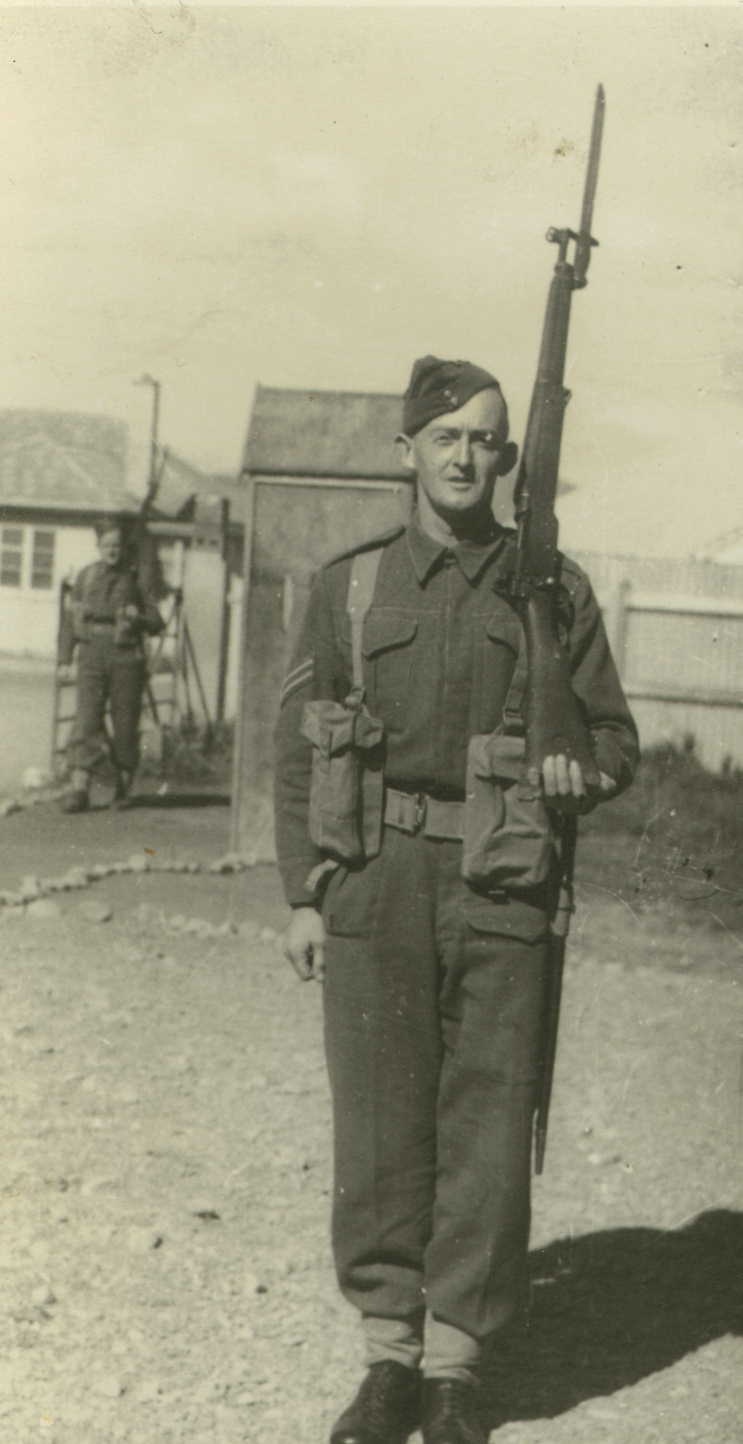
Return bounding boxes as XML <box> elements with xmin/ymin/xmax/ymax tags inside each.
<box><xmin>0</xmin><ymin>803</ymin><xmax>741</xmax><ymax>1444</ymax></box>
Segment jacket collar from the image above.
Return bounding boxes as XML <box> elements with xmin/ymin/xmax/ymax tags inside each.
<box><xmin>405</xmin><ymin>512</ymin><xmax>514</xmax><ymax>585</ymax></box>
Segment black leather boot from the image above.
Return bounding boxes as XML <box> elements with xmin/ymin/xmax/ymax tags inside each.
<box><xmin>61</xmin><ymin>789</ymin><xmax>90</xmax><ymax>814</ymax></box>
<box><xmin>330</xmin><ymin>1361</ymin><xmax>421</xmax><ymax>1444</ymax></box>
<box><xmin>421</xmin><ymin>1378</ymin><xmax>486</xmax><ymax>1444</ymax></box>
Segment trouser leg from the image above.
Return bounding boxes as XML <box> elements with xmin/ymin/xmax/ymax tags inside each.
<box><xmin>322</xmin><ymin>831</ymin><xmax>441</xmax><ymax>1324</ymax></box>
<box><xmin>425</xmin><ymin>858</ymin><xmax>548</xmax><ymax>1342</ymax></box>
<box><xmin>322</xmin><ymin>829</ymin><xmax>548</xmax><ymax>1354</ymax></box>
<box><xmin>108</xmin><ymin>659</ymin><xmax>145</xmax><ymax>774</ymax></box>
<box><xmin>67</xmin><ymin>651</ymin><xmax>111</xmax><ymax>775</ymax></box>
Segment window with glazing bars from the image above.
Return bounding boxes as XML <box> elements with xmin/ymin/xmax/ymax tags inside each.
<box><xmin>0</xmin><ymin>526</ymin><xmax>24</xmax><ymax>587</ymax></box>
<box><xmin>31</xmin><ymin>529</ymin><xmax>56</xmax><ymax>589</ymax></box>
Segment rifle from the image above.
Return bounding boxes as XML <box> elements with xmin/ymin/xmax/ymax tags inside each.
<box><xmin>508</xmin><ymin>87</ymin><xmax>606</xmax><ymax>1172</ymax></box>
<box><xmin>510</xmin><ymin>84</ymin><xmax>605</xmax><ymax>792</ymax></box>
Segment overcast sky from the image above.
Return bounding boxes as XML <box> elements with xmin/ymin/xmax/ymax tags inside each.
<box><xmin>2</xmin><ymin>3</ymin><xmax>741</xmax><ymax>558</ymax></box>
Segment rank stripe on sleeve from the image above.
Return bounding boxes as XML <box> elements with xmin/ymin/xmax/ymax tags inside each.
<box><xmin>280</xmin><ymin>656</ymin><xmax>314</xmax><ymax>706</ymax></box>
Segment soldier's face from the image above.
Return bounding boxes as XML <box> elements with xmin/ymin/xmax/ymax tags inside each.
<box><xmin>403</xmin><ymin>389</ymin><xmax>509</xmax><ymax>521</ymax></box>
<box><xmin>98</xmin><ymin>529</ymin><xmax>124</xmax><ymax>567</ymax></box>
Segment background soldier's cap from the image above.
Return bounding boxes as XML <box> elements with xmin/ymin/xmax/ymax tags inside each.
<box><xmin>402</xmin><ymin>355</ymin><xmax>504</xmax><ymax>437</ymax></box>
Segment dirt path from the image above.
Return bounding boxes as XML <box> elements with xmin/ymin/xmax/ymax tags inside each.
<box><xmin>1</xmin><ymin>802</ymin><xmax>741</xmax><ymax>1443</ymax></box>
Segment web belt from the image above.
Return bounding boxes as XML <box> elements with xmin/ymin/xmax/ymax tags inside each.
<box><xmin>384</xmin><ymin>787</ymin><xmax>465</xmax><ymax>841</ymax></box>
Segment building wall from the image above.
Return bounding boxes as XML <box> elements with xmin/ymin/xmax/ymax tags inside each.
<box><xmin>1</xmin><ymin>518</ymin><xmax>98</xmax><ymax>658</ymax></box>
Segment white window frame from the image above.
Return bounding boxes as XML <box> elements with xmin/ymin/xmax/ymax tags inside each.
<box><xmin>0</xmin><ymin>524</ymin><xmax>57</xmax><ymax>591</ymax></box>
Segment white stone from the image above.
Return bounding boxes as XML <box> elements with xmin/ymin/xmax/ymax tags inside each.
<box><xmin>94</xmin><ymin>1375</ymin><xmax>126</xmax><ymax>1399</ymax></box>
<box><xmin>31</xmin><ymin>1284</ymin><xmax>56</xmax><ymax>1308</ymax></box>
<box><xmin>78</xmin><ymin>899</ymin><xmax>113</xmax><ymax>924</ymax></box>
<box><xmin>63</xmin><ymin>867</ymin><xmax>89</xmax><ymax>888</ymax></box>
<box><xmin>127</xmin><ymin>853</ymin><xmax>150</xmax><ymax>873</ymax></box>
<box><xmin>22</xmin><ymin>766</ymin><xmax>51</xmax><ymax>791</ymax></box>
<box><xmin>26</xmin><ymin>898</ymin><xmax>61</xmax><ymax>921</ymax></box>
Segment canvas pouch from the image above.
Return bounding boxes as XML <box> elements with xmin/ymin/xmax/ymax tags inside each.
<box><xmin>462</xmin><ymin>731</ymin><xmax>556</xmax><ymax>891</ymax></box>
<box><xmin>301</xmin><ymin>699</ymin><xmax>384</xmax><ymax>863</ymax></box>
<box><xmin>300</xmin><ymin>546</ymin><xmax>386</xmax><ymax>865</ymax></box>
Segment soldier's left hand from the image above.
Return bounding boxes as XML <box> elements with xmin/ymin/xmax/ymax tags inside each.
<box><xmin>541</xmin><ymin>754</ymin><xmax>615</xmax><ymax>811</ymax></box>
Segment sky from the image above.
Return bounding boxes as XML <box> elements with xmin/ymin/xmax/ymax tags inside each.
<box><xmin>1</xmin><ymin>3</ymin><xmax>741</xmax><ymax>558</ymax></box>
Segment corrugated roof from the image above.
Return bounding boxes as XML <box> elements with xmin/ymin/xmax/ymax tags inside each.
<box><xmin>0</xmin><ymin>409</ymin><xmax>135</xmax><ymax>512</ymax></box>
<box><xmin>242</xmin><ymin>386</ymin><xmax>409</xmax><ymax>481</ymax></box>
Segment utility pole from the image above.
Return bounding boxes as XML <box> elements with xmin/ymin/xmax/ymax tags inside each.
<box><xmin>132</xmin><ymin>372</ymin><xmax>163</xmax><ymax>604</ymax></box>
<box><xmin>134</xmin><ymin>372</ymin><xmax>161</xmax><ymax>503</ymax></box>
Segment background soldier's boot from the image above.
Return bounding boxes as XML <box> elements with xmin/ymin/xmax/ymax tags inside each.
<box><xmin>61</xmin><ymin>769</ymin><xmax>90</xmax><ymax>814</ymax></box>
<box><xmin>112</xmin><ymin>769</ymin><xmax>133</xmax><ymax>810</ymax></box>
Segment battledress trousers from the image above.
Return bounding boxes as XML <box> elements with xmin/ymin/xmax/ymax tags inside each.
<box><xmin>70</xmin><ymin>633</ymin><xmax>147</xmax><ymax>777</ymax></box>
<box><xmin>274</xmin><ymin>516</ymin><xmax>638</xmax><ymax>1365</ymax></box>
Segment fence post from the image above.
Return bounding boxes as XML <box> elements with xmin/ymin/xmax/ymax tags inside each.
<box><xmin>605</xmin><ymin>577</ymin><xmax>631</xmax><ymax>681</ymax></box>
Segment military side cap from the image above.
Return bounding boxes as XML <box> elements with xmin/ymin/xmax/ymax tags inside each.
<box><xmin>402</xmin><ymin>355</ymin><xmax>503</xmax><ymax>437</ymax></box>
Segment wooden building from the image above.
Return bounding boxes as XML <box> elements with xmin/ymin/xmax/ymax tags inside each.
<box><xmin>231</xmin><ymin>384</ymin><xmax>413</xmax><ymax>846</ymax></box>
<box><xmin>0</xmin><ymin>409</ymin><xmax>139</xmax><ymax>658</ymax></box>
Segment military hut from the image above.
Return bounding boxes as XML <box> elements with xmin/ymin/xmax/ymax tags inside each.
<box><xmin>231</xmin><ymin>385</ymin><xmax>412</xmax><ymax>844</ymax></box>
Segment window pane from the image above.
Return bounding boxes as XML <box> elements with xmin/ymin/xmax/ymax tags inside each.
<box><xmin>31</xmin><ymin>529</ymin><xmax>55</xmax><ymax>590</ymax></box>
<box><xmin>0</xmin><ymin>559</ymin><xmax>22</xmax><ymax>587</ymax></box>
<box><xmin>1</xmin><ymin>526</ymin><xmax>24</xmax><ymax>587</ymax></box>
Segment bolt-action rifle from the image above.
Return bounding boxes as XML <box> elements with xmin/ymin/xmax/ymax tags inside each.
<box><xmin>509</xmin><ymin>86</ymin><xmax>606</xmax><ymax>1173</ymax></box>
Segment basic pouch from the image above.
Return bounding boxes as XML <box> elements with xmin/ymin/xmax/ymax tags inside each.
<box><xmin>300</xmin><ymin>546</ymin><xmax>386</xmax><ymax>865</ymax></box>
<box><xmin>463</xmin><ymin>731</ymin><xmax>556</xmax><ymax>891</ymax></box>
<box><xmin>301</xmin><ymin>699</ymin><xmax>384</xmax><ymax>862</ymax></box>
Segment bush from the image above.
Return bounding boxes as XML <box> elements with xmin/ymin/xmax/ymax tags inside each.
<box><xmin>581</xmin><ymin>738</ymin><xmax>743</xmax><ymax>924</ymax></box>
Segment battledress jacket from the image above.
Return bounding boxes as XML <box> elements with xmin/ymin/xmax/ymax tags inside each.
<box><xmin>58</xmin><ymin>560</ymin><xmax>163</xmax><ymax>666</ymax></box>
<box><xmin>274</xmin><ymin>517</ymin><xmax>639</xmax><ymax>932</ymax></box>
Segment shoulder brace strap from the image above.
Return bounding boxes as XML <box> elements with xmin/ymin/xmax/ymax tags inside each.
<box><xmin>346</xmin><ymin>547</ymin><xmax>384</xmax><ymax>694</ymax></box>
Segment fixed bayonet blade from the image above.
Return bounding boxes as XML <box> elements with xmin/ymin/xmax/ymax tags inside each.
<box><xmin>574</xmin><ymin>84</ymin><xmax>605</xmax><ymax>286</ymax></box>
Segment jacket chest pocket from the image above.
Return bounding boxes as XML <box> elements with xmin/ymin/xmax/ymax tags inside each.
<box><xmin>362</xmin><ymin>611</ymin><xmax>419</xmax><ymax>719</ymax></box>
<box><xmin>476</xmin><ymin>612</ymin><xmax>523</xmax><ymax>733</ymax></box>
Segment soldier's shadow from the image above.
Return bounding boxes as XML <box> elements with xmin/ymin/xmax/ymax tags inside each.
<box><xmin>126</xmin><ymin>791</ymin><xmax>230</xmax><ymax>810</ymax></box>
<box><xmin>480</xmin><ymin>1209</ymin><xmax>743</xmax><ymax>1427</ymax></box>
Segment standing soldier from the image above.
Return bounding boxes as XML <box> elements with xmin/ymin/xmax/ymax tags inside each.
<box><xmin>58</xmin><ymin>518</ymin><xmax>164</xmax><ymax>813</ymax></box>
<box><xmin>274</xmin><ymin>357</ymin><xmax>638</xmax><ymax>1444</ymax></box>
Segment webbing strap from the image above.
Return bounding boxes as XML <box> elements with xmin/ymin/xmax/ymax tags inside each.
<box><xmin>346</xmin><ymin>548</ymin><xmax>384</xmax><ymax>693</ymax></box>
<box><xmin>502</xmin><ymin>645</ymin><xmax>527</xmax><ymax>736</ymax></box>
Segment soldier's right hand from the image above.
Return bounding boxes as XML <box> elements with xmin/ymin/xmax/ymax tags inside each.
<box><xmin>282</xmin><ymin>906</ymin><xmax>327</xmax><ymax>983</ymax></box>
<box><xmin>57</xmin><ymin>663</ymin><xmax>75</xmax><ymax>681</ymax></box>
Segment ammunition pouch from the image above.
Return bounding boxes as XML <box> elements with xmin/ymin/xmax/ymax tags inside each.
<box><xmin>114</xmin><ymin>609</ymin><xmax>140</xmax><ymax>646</ymax></box>
<box><xmin>462</xmin><ymin>731</ymin><xmax>557</xmax><ymax>891</ymax></box>
<box><xmin>301</xmin><ymin>695</ymin><xmax>384</xmax><ymax>863</ymax></box>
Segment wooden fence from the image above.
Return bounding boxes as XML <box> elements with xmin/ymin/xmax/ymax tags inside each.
<box><xmin>572</xmin><ymin>551</ymin><xmax>743</xmax><ymax>772</ymax></box>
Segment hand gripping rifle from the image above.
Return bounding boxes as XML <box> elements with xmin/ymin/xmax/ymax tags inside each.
<box><xmin>509</xmin><ymin>87</ymin><xmax>606</xmax><ymax>1173</ymax></box>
